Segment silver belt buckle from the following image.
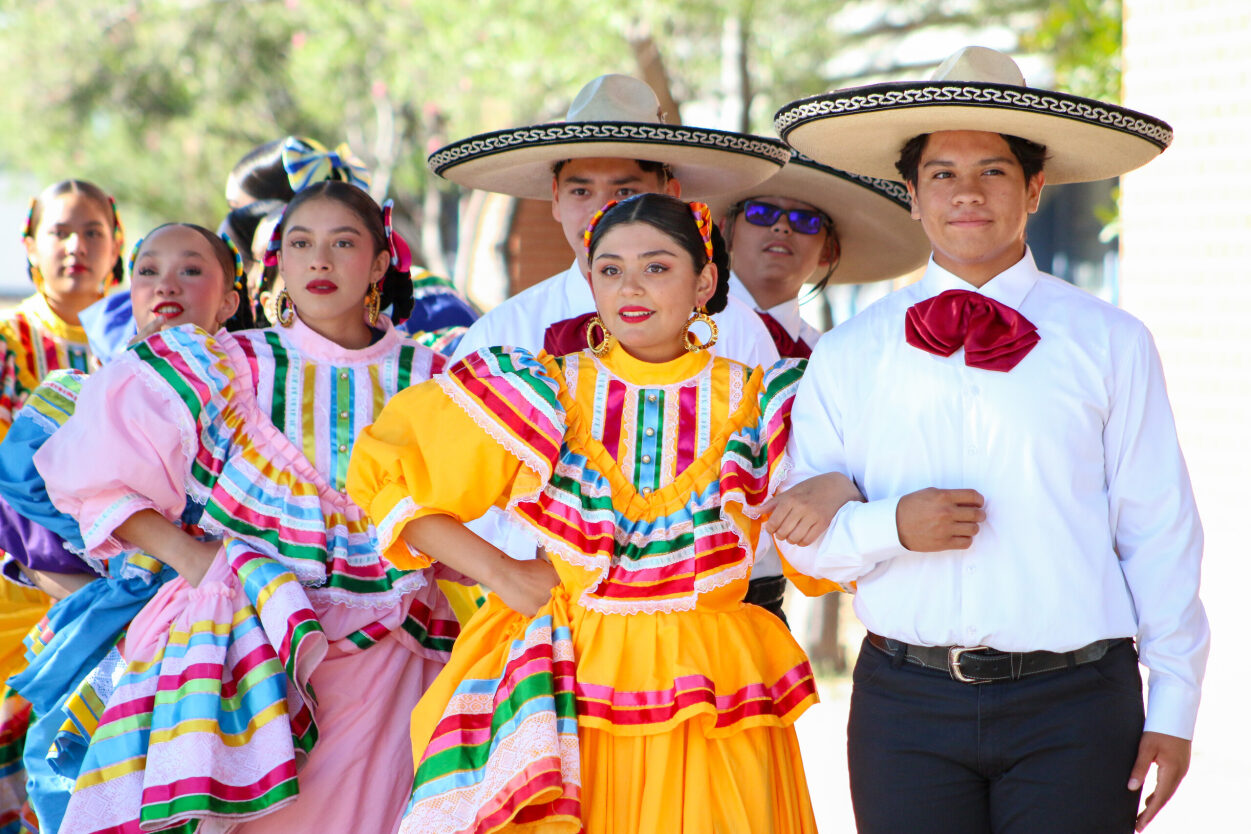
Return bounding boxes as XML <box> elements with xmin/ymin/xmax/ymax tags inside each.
<box><xmin>948</xmin><ymin>645</ymin><xmax>991</xmax><ymax>683</ymax></box>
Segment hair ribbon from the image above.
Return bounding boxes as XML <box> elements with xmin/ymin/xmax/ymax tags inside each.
<box><xmin>281</xmin><ymin>137</ymin><xmax>372</xmax><ymax>193</ymax></box>
<box><xmin>381</xmin><ymin>199</ymin><xmax>412</xmax><ymax>274</ymax></box>
<box><xmin>689</xmin><ymin>201</ymin><xmax>714</xmax><ymax>263</ymax></box>
<box><xmin>583</xmin><ymin>199</ymin><xmax>620</xmax><ymax>258</ymax></box>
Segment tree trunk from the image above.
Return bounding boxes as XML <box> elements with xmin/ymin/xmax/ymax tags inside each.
<box><xmin>627</xmin><ymin>28</ymin><xmax>681</xmax><ymax>124</ymax></box>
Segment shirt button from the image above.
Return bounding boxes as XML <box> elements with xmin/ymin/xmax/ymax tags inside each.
<box><xmin>338</xmin><ymin>444</ymin><xmax>347</xmax><ymax>453</ymax></box>
<box><xmin>647</xmin><ymin>394</ymin><xmax>657</xmax><ymax>403</ymax></box>
<box><xmin>641</xmin><ymin>487</ymin><xmax>653</xmax><ymax>496</ymax></box>
<box><xmin>641</xmin><ymin>455</ymin><xmax>652</xmax><ymax>464</ymax></box>
<box><xmin>339</xmin><ymin>371</ymin><xmax>349</xmax><ymax>381</ymax></box>
<box><xmin>339</xmin><ymin>410</ymin><xmax>349</xmax><ymax>419</ymax></box>
<box><xmin>645</xmin><ymin>427</ymin><xmax>655</xmax><ymax>437</ymax></box>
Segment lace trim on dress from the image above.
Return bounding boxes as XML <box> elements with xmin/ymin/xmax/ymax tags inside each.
<box><xmin>435</xmin><ymin>374</ymin><xmax>556</xmax><ymax>494</ymax></box>
<box><xmin>130</xmin><ymin>357</ymin><xmax>203</xmax><ymax>501</ymax></box>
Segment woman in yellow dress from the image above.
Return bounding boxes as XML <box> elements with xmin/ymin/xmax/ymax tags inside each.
<box><xmin>0</xmin><ymin>181</ymin><xmax>124</xmax><ymax>776</ymax></box>
<box><xmin>349</xmin><ymin>193</ymin><xmax>823</xmax><ymax>833</ymax></box>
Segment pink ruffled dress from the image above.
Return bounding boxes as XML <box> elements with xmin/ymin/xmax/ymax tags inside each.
<box><xmin>36</xmin><ymin>319</ymin><xmax>460</xmax><ymax>834</ymax></box>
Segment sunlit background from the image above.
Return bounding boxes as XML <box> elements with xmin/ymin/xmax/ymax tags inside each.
<box><xmin>0</xmin><ymin>1</ymin><xmax>1245</xmax><ymax>830</ymax></box>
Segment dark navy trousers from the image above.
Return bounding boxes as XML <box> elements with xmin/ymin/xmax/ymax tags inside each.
<box><xmin>846</xmin><ymin>637</ymin><xmax>1145</xmax><ymax>834</ymax></box>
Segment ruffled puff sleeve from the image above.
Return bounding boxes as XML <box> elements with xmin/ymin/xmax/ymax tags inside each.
<box><xmin>720</xmin><ymin>359</ymin><xmax>806</xmax><ymax>516</ymax></box>
<box><xmin>0</xmin><ymin>370</ymin><xmax>93</xmax><ymax>578</ymax></box>
<box><xmin>348</xmin><ymin>347</ymin><xmax>567</xmax><ymax>571</ymax></box>
<box><xmin>34</xmin><ymin>327</ymin><xmax>228</xmax><ymax>565</ymax></box>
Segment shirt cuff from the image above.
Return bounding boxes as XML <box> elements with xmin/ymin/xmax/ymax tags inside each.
<box><xmin>1144</xmin><ymin>676</ymin><xmax>1202</xmax><ymax>741</ymax></box>
<box><xmin>775</xmin><ymin>496</ymin><xmax>906</xmax><ymax>584</ymax></box>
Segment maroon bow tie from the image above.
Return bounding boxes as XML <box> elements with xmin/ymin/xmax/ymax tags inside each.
<box><xmin>543</xmin><ymin>312</ymin><xmax>599</xmax><ymax>356</ymax></box>
<box><xmin>905</xmin><ymin>289</ymin><xmax>1039</xmax><ymax>372</ymax></box>
<box><xmin>757</xmin><ymin>311</ymin><xmax>811</xmax><ymax>359</ymax></box>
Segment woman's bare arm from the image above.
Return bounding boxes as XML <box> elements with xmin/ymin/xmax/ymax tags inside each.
<box><xmin>401</xmin><ymin>514</ymin><xmax>558</xmax><ymax>616</ymax></box>
<box><xmin>114</xmin><ymin>509</ymin><xmax>219</xmax><ymax>586</ymax></box>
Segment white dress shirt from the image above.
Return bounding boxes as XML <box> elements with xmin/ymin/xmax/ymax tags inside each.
<box><xmin>778</xmin><ymin>250</ymin><xmax>1208</xmax><ymax>739</ymax></box>
<box><xmin>729</xmin><ymin>273</ymin><xmax>822</xmax><ymax>353</ymax></box>
<box><xmin>452</xmin><ymin>262</ymin><xmax>784</xmax><ymax>571</ymax></box>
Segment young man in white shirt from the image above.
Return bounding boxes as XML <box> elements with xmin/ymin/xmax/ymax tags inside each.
<box><xmin>772</xmin><ymin>47</ymin><xmax>1208</xmax><ymax>833</ymax></box>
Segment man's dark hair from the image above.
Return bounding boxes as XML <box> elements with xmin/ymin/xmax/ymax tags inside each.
<box><xmin>552</xmin><ymin>158</ymin><xmax>675</xmax><ymax>184</ymax></box>
<box><xmin>895</xmin><ymin>133</ymin><xmax>1049</xmax><ymax>187</ymax></box>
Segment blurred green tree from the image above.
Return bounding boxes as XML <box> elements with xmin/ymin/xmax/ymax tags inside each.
<box><xmin>0</xmin><ymin>0</ymin><xmax>1119</xmax><ymax>268</ymax></box>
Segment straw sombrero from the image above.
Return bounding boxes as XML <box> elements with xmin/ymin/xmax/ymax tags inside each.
<box><xmin>708</xmin><ymin>150</ymin><xmax>930</xmax><ymax>285</ymax></box>
<box><xmin>429</xmin><ymin>74</ymin><xmax>790</xmax><ymax>200</ymax></box>
<box><xmin>774</xmin><ymin>46</ymin><xmax>1172</xmax><ymax>185</ymax></box>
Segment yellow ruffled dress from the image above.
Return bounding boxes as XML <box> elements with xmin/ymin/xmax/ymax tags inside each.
<box><xmin>0</xmin><ymin>294</ymin><xmax>96</xmax><ymax>677</ymax></box>
<box><xmin>348</xmin><ymin>345</ymin><xmax>819</xmax><ymax>834</ymax></box>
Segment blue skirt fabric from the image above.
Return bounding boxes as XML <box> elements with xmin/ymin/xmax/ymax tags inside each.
<box><xmin>7</xmin><ymin>559</ymin><xmax>172</xmax><ymax>832</ymax></box>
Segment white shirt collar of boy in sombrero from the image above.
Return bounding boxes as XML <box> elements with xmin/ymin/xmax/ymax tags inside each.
<box><xmin>728</xmin><ymin>272</ymin><xmax>820</xmax><ymax>349</ymax></box>
<box><xmin>918</xmin><ymin>248</ymin><xmax>1040</xmax><ymax>313</ymax></box>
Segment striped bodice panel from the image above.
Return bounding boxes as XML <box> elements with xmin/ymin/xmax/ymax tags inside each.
<box><xmin>131</xmin><ymin>326</ymin><xmax>447</xmax><ymax>607</ymax></box>
<box><xmin>441</xmin><ymin>348</ymin><xmax>803</xmax><ymax>614</ymax></box>
<box><xmin>0</xmin><ymin>295</ymin><xmax>94</xmax><ymax>427</ymax></box>
<box><xmin>558</xmin><ymin>352</ymin><xmax>752</xmax><ymax>497</ymax></box>
<box><xmin>235</xmin><ymin>329</ymin><xmax>443</xmax><ymax>493</ymax></box>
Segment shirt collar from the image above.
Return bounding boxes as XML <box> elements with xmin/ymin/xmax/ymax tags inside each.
<box><xmin>728</xmin><ymin>272</ymin><xmax>804</xmax><ymax>340</ymax></box>
<box><xmin>918</xmin><ymin>247</ymin><xmax>1042</xmax><ymax>311</ymax></box>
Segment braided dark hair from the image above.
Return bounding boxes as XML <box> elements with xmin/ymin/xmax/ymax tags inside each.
<box><xmin>227</xmin><ymin>139</ymin><xmax>295</xmax><ymax>204</ymax></box>
<box><xmin>585</xmin><ymin>193</ymin><xmax>730</xmax><ymax>314</ymax></box>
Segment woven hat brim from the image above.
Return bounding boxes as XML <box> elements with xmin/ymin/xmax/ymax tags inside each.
<box><xmin>428</xmin><ymin>122</ymin><xmax>790</xmax><ymax>200</ymax></box>
<box><xmin>774</xmin><ymin>82</ymin><xmax>1172</xmax><ymax>185</ymax></box>
<box><xmin>709</xmin><ymin>156</ymin><xmax>930</xmax><ymax>285</ymax></box>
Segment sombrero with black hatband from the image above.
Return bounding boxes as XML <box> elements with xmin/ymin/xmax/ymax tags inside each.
<box><xmin>708</xmin><ymin>149</ymin><xmax>931</xmax><ymax>285</ymax></box>
<box><xmin>773</xmin><ymin>46</ymin><xmax>1173</xmax><ymax>185</ymax></box>
<box><xmin>428</xmin><ymin>74</ymin><xmax>791</xmax><ymax>201</ymax></box>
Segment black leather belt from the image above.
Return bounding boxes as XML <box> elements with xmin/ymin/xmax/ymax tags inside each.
<box><xmin>745</xmin><ymin>575</ymin><xmax>788</xmax><ymax>627</ymax></box>
<box><xmin>867</xmin><ymin>633</ymin><xmax>1130</xmax><ymax>684</ymax></box>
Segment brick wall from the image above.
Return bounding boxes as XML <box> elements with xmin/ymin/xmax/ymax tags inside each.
<box><xmin>1120</xmin><ymin>1</ymin><xmax>1249</xmax><ymax>825</ymax></box>
<box><xmin>506</xmin><ymin>199</ymin><xmax>574</xmax><ymax>295</ymax></box>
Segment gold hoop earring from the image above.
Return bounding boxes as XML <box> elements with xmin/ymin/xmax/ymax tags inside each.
<box><xmin>585</xmin><ymin>315</ymin><xmax>613</xmax><ymax>357</ymax></box>
<box><xmin>681</xmin><ymin>307</ymin><xmax>718</xmax><ymax>352</ymax></box>
<box><xmin>363</xmin><ymin>282</ymin><xmax>382</xmax><ymax>326</ymax></box>
<box><xmin>276</xmin><ymin>289</ymin><xmax>297</xmax><ymax>328</ymax></box>
<box><xmin>28</xmin><ymin>260</ymin><xmax>44</xmax><ymax>293</ymax></box>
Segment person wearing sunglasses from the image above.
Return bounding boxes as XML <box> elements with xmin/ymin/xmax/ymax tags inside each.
<box><xmin>708</xmin><ymin>152</ymin><xmax>929</xmax><ymax>624</ymax></box>
<box><xmin>716</xmin><ymin>151</ymin><xmax>929</xmax><ymax>360</ymax></box>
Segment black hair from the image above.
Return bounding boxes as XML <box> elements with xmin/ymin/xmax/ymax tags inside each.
<box><xmin>135</xmin><ymin>223</ymin><xmax>254</xmax><ymax>331</ymax></box>
<box><xmin>218</xmin><ymin>199</ymin><xmax>286</xmax><ymax>273</ymax></box>
<box><xmin>227</xmin><ymin>139</ymin><xmax>296</xmax><ymax>204</ymax></box>
<box><xmin>551</xmin><ymin>158</ymin><xmax>676</xmax><ymax>185</ymax></box>
<box><xmin>723</xmin><ymin>200</ymin><xmax>841</xmax><ymax>297</ymax></box>
<box><xmin>586</xmin><ymin>193</ymin><xmax>730</xmax><ymax>314</ymax></box>
<box><xmin>895</xmin><ymin>133</ymin><xmax>1049</xmax><ymax>188</ymax></box>
<box><xmin>27</xmin><ymin>179</ymin><xmax>125</xmax><ymax>287</ymax></box>
<box><xmin>268</xmin><ymin>181</ymin><xmax>414</xmax><ymax>322</ymax></box>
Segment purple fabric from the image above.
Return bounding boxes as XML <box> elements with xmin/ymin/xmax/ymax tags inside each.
<box><xmin>0</xmin><ymin>494</ymin><xmax>88</xmax><ymax>579</ymax></box>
